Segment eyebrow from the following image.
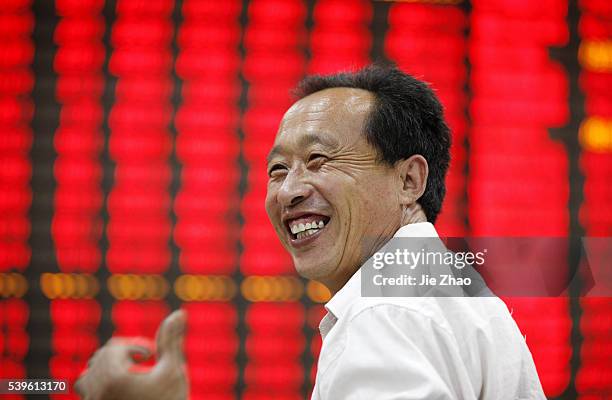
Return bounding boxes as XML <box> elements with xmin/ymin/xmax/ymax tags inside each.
<box><xmin>266</xmin><ymin>132</ymin><xmax>340</xmax><ymax>165</ymax></box>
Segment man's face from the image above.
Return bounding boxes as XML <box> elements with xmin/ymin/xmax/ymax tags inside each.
<box><xmin>265</xmin><ymin>88</ymin><xmax>404</xmax><ymax>291</ymax></box>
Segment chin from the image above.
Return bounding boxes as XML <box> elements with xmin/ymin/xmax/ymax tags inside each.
<box><xmin>293</xmin><ymin>259</ymin><xmax>333</xmax><ymax>281</ymax></box>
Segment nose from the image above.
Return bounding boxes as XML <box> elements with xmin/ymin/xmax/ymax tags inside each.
<box><xmin>277</xmin><ymin>167</ymin><xmax>311</xmax><ymax>207</ymax></box>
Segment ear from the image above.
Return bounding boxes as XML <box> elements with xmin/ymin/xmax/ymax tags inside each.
<box><xmin>395</xmin><ymin>154</ymin><xmax>428</xmax><ymax>206</ymax></box>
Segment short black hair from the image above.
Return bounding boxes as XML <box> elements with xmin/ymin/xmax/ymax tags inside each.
<box><xmin>294</xmin><ymin>64</ymin><xmax>451</xmax><ymax>223</ymax></box>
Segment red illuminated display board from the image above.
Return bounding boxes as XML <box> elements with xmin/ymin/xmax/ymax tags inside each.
<box><xmin>0</xmin><ymin>1</ymin><xmax>32</xmax><ymax>275</ymax></box>
<box><xmin>308</xmin><ymin>0</ymin><xmax>371</xmax><ymax>75</ymax></box>
<box><xmin>50</xmin><ymin>1</ymin><xmax>105</xmax><ymax>396</ymax></box>
<box><xmin>469</xmin><ymin>0</ymin><xmax>571</xmax><ymax>397</ymax></box>
<box><xmin>107</xmin><ymin>0</ymin><xmax>173</xmax><ymax>275</ymax></box>
<box><xmin>0</xmin><ymin>0</ymin><xmax>33</xmax><ymax>398</ymax></box>
<box><xmin>0</xmin><ymin>1</ymin><xmax>611</xmax><ymax>399</ymax></box>
<box><xmin>175</xmin><ymin>0</ymin><xmax>240</xmax><ymax>276</ymax></box>
<box><xmin>0</xmin><ymin>299</ymin><xmax>28</xmax><ymax>400</ymax></box>
<box><xmin>577</xmin><ymin>0</ymin><xmax>612</xmax><ymax>397</ymax></box>
<box><xmin>175</xmin><ymin>0</ymin><xmax>241</xmax><ymax>398</ymax></box>
<box><xmin>106</xmin><ymin>0</ymin><xmax>172</xmax><ymax>395</ymax></box>
<box><xmin>241</xmin><ymin>0</ymin><xmax>304</xmax><ymax>277</ymax></box>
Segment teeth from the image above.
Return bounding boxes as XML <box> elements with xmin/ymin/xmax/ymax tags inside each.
<box><xmin>296</xmin><ymin>228</ymin><xmax>320</xmax><ymax>240</ymax></box>
<box><xmin>289</xmin><ymin>219</ymin><xmax>328</xmax><ymax>237</ymax></box>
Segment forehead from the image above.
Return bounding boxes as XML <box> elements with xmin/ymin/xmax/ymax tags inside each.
<box><xmin>274</xmin><ymin>87</ymin><xmax>375</xmax><ymax>147</ymax></box>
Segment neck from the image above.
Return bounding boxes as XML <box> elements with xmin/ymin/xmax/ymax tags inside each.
<box><xmin>400</xmin><ymin>203</ymin><xmax>428</xmax><ymax>226</ymax></box>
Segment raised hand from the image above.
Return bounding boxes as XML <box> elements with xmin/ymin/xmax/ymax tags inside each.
<box><xmin>75</xmin><ymin>310</ymin><xmax>188</xmax><ymax>400</ymax></box>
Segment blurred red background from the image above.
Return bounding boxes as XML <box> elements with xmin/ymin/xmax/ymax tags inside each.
<box><xmin>0</xmin><ymin>0</ymin><xmax>611</xmax><ymax>399</ymax></box>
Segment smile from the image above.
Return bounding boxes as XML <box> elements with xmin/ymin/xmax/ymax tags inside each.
<box><xmin>285</xmin><ymin>214</ymin><xmax>331</xmax><ymax>242</ymax></box>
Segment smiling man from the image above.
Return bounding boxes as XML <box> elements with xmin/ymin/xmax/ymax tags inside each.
<box><xmin>265</xmin><ymin>83</ymin><xmax>429</xmax><ymax>294</ymax></box>
<box><xmin>76</xmin><ymin>65</ymin><xmax>545</xmax><ymax>399</ymax></box>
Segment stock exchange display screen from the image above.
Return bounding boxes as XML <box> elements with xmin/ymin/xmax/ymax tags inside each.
<box><xmin>0</xmin><ymin>0</ymin><xmax>611</xmax><ymax>399</ymax></box>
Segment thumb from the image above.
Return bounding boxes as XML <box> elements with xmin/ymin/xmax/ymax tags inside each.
<box><xmin>155</xmin><ymin>309</ymin><xmax>187</xmax><ymax>365</ymax></box>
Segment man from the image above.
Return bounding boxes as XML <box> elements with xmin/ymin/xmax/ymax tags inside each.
<box><xmin>76</xmin><ymin>65</ymin><xmax>545</xmax><ymax>399</ymax></box>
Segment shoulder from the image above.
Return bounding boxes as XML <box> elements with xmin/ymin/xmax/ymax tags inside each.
<box><xmin>318</xmin><ymin>299</ymin><xmax>488</xmax><ymax>399</ymax></box>
<box><xmin>339</xmin><ymin>295</ymin><xmax>529</xmax><ymax>369</ymax></box>
<box><xmin>346</xmin><ymin>297</ymin><xmax>452</xmax><ymax>335</ymax></box>
<box><xmin>318</xmin><ymin>280</ymin><xmax>545</xmax><ymax>400</ymax></box>
<box><xmin>345</xmin><ymin>295</ymin><xmax>515</xmax><ymax>336</ymax></box>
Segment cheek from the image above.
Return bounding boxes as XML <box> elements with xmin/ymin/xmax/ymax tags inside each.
<box><xmin>316</xmin><ymin>176</ymin><xmax>351</xmax><ymax>213</ymax></box>
<box><xmin>320</xmin><ymin>180</ymin><xmax>365</xmax><ymax>236</ymax></box>
<box><xmin>353</xmin><ymin>177</ymin><xmax>397</xmax><ymax>220</ymax></box>
<box><xmin>315</xmin><ymin>170</ymin><xmax>393</xmax><ymax>226</ymax></box>
<box><xmin>264</xmin><ymin>188</ymin><xmax>278</xmax><ymax>222</ymax></box>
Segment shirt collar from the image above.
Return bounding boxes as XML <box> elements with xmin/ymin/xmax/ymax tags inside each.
<box><xmin>324</xmin><ymin>222</ymin><xmax>439</xmax><ymax>322</ymax></box>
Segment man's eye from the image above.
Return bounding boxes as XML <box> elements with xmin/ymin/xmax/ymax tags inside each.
<box><xmin>268</xmin><ymin>164</ymin><xmax>287</xmax><ymax>177</ymax></box>
<box><xmin>307</xmin><ymin>153</ymin><xmax>327</xmax><ymax>166</ymax></box>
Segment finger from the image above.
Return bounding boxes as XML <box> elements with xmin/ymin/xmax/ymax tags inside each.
<box><xmin>74</xmin><ymin>375</ymin><xmax>85</xmax><ymax>396</ymax></box>
<box><xmin>107</xmin><ymin>337</ymin><xmax>155</xmax><ymax>363</ymax></box>
<box><xmin>129</xmin><ymin>364</ymin><xmax>154</xmax><ymax>374</ymax></box>
<box><xmin>128</xmin><ymin>344</ymin><xmax>154</xmax><ymax>363</ymax></box>
<box><xmin>109</xmin><ymin>336</ymin><xmax>155</xmax><ymax>351</ymax></box>
<box><xmin>74</xmin><ymin>375</ymin><xmax>96</xmax><ymax>400</ymax></box>
<box><xmin>155</xmin><ymin>309</ymin><xmax>187</xmax><ymax>365</ymax></box>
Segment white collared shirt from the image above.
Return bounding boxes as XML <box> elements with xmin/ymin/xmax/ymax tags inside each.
<box><xmin>311</xmin><ymin>222</ymin><xmax>545</xmax><ymax>400</ymax></box>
